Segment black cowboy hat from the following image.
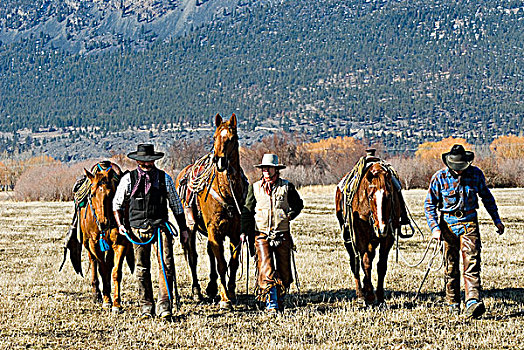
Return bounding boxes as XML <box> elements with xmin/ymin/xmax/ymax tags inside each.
<box><xmin>442</xmin><ymin>144</ymin><xmax>474</xmax><ymax>171</ymax></box>
<box><xmin>127</xmin><ymin>144</ymin><xmax>164</xmax><ymax>161</ymax></box>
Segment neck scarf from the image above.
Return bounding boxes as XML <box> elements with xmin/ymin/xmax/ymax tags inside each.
<box><xmin>261</xmin><ymin>173</ymin><xmax>279</xmax><ymax>195</ymax></box>
<box><xmin>131</xmin><ymin>166</ymin><xmax>159</xmax><ymax>197</ymax></box>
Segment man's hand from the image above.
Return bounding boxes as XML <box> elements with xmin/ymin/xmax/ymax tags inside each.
<box><xmin>432</xmin><ymin>228</ymin><xmax>442</xmax><ymax>241</ymax></box>
<box><xmin>118</xmin><ymin>225</ymin><xmax>127</xmax><ymax>236</ymax></box>
<box><xmin>180</xmin><ymin>229</ymin><xmax>190</xmax><ymax>246</ymax></box>
<box><xmin>496</xmin><ymin>222</ymin><xmax>505</xmax><ymax>235</ymax></box>
<box><xmin>240</xmin><ymin>233</ymin><xmax>247</xmax><ymax>243</ymax></box>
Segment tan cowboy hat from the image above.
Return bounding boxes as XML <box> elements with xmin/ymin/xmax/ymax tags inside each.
<box><xmin>255</xmin><ymin>153</ymin><xmax>286</xmax><ymax>169</ymax></box>
<box><xmin>127</xmin><ymin>144</ymin><xmax>164</xmax><ymax>161</ymax></box>
<box><xmin>442</xmin><ymin>144</ymin><xmax>474</xmax><ymax>171</ymax></box>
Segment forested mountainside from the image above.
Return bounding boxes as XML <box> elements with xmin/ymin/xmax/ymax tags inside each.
<box><xmin>0</xmin><ymin>0</ymin><xmax>255</xmax><ymax>53</ymax></box>
<box><xmin>0</xmin><ymin>0</ymin><xmax>522</xmax><ymax>159</ymax></box>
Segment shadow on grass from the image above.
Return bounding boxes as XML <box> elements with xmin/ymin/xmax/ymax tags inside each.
<box><xmin>182</xmin><ymin>287</ymin><xmax>524</xmax><ymax>319</ymax></box>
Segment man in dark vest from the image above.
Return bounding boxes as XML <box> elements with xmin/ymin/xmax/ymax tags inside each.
<box><xmin>113</xmin><ymin>144</ymin><xmax>189</xmax><ymax>321</ymax></box>
<box><xmin>425</xmin><ymin>144</ymin><xmax>505</xmax><ymax>319</ymax></box>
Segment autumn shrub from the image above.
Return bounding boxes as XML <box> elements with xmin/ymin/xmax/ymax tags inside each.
<box><xmin>13</xmin><ymin>159</ymin><xmax>118</xmax><ymax>201</ymax></box>
<box><xmin>164</xmin><ymin>138</ymin><xmax>212</xmax><ymax>176</ymax></box>
<box><xmin>14</xmin><ymin>163</ymin><xmax>80</xmax><ymax>201</ymax></box>
<box><xmin>387</xmin><ymin>156</ymin><xmax>439</xmax><ymax>189</ymax></box>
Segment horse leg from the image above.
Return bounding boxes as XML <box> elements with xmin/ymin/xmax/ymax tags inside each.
<box><xmin>88</xmin><ymin>251</ymin><xmax>103</xmax><ymax>303</ymax></box>
<box><xmin>344</xmin><ymin>242</ymin><xmax>363</xmax><ymax>300</ymax></box>
<box><xmin>111</xmin><ymin>242</ymin><xmax>127</xmax><ymax>313</ymax></box>
<box><xmin>208</xmin><ymin>236</ymin><xmax>232</xmax><ymax>309</ymax></box>
<box><xmin>227</xmin><ymin>236</ymin><xmax>241</xmax><ymax>302</ymax></box>
<box><xmin>376</xmin><ymin>235</ymin><xmax>394</xmax><ymax>304</ymax></box>
<box><xmin>98</xmin><ymin>250</ymin><xmax>113</xmax><ymax>309</ymax></box>
<box><xmin>205</xmin><ymin>240</ymin><xmax>218</xmax><ymax>299</ymax></box>
<box><xmin>361</xmin><ymin>249</ymin><xmax>376</xmax><ymax>305</ymax></box>
<box><xmin>186</xmin><ymin>229</ymin><xmax>203</xmax><ymax>301</ymax></box>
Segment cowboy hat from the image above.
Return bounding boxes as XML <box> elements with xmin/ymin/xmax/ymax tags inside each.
<box><xmin>255</xmin><ymin>154</ymin><xmax>286</xmax><ymax>169</ymax></box>
<box><xmin>442</xmin><ymin>144</ymin><xmax>474</xmax><ymax>171</ymax></box>
<box><xmin>127</xmin><ymin>144</ymin><xmax>164</xmax><ymax>161</ymax></box>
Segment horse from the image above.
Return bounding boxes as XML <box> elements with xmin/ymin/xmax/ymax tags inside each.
<box><xmin>77</xmin><ymin>162</ymin><xmax>134</xmax><ymax>313</ymax></box>
<box><xmin>335</xmin><ymin>161</ymin><xmax>401</xmax><ymax>304</ymax></box>
<box><xmin>175</xmin><ymin>113</ymin><xmax>247</xmax><ymax>309</ymax></box>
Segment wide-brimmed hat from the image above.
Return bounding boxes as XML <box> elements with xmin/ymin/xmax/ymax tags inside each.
<box><xmin>255</xmin><ymin>153</ymin><xmax>286</xmax><ymax>169</ymax></box>
<box><xmin>442</xmin><ymin>144</ymin><xmax>474</xmax><ymax>171</ymax></box>
<box><xmin>127</xmin><ymin>144</ymin><xmax>164</xmax><ymax>161</ymax></box>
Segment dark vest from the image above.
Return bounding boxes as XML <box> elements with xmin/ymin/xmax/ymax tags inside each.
<box><xmin>129</xmin><ymin>169</ymin><xmax>168</xmax><ymax>229</ymax></box>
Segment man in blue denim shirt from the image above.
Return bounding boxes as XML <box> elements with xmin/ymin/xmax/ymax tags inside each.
<box><xmin>424</xmin><ymin>144</ymin><xmax>505</xmax><ymax>319</ymax></box>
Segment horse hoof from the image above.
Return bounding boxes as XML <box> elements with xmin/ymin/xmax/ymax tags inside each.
<box><xmin>112</xmin><ymin>306</ymin><xmax>124</xmax><ymax>314</ymax></box>
<box><xmin>192</xmin><ymin>287</ymin><xmax>204</xmax><ymax>302</ymax></box>
<box><xmin>227</xmin><ymin>291</ymin><xmax>237</xmax><ymax>302</ymax></box>
<box><xmin>219</xmin><ymin>300</ymin><xmax>233</xmax><ymax>310</ymax></box>
<box><xmin>102</xmin><ymin>302</ymin><xmax>112</xmax><ymax>309</ymax></box>
<box><xmin>206</xmin><ymin>284</ymin><xmax>218</xmax><ymax>299</ymax></box>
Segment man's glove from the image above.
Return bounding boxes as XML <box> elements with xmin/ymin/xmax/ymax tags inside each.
<box><xmin>496</xmin><ymin>222</ymin><xmax>505</xmax><ymax>235</ymax></box>
<box><xmin>431</xmin><ymin>228</ymin><xmax>441</xmax><ymax>241</ymax></box>
<box><xmin>180</xmin><ymin>228</ymin><xmax>190</xmax><ymax>246</ymax></box>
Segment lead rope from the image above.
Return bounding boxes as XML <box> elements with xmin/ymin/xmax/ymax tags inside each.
<box><xmin>122</xmin><ymin>221</ymin><xmax>180</xmax><ymax>311</ymax></box>
<box><xmin>412</xmin><ymin>239</ymin><xmax>445</xmax><ymax>302</ymax></box>
<box><xmin>291</xmin><ymin>246</ymin><xmax>301</xmax><ymax>295</ymax></box>
<box><xmin>226</xmin><ymin>172</ymin><xmax>242</xmax><ymax>215</ymax></box>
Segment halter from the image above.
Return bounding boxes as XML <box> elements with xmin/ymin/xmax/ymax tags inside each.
<box><xmin>86</xmin><ymin>194</ymin><xmax>111</xmax><ymax>252</ymax></box>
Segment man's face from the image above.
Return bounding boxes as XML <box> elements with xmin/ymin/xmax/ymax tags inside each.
<box><xmin>261</xmin><ymin>166</ymin><xmax>277</xmax><ymax>179</ymax></box>
<box><xmin>137</xmin><ymin>160</ymin><xmax>155</xmax><ymax>171</ymax></box>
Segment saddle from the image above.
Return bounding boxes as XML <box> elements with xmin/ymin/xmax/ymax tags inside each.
<box><xmin>177</xmin><ymin>154</ymin><xmax>214</xmax><ymax>228</ymax></box>
<box><xmin>73</xmin><ymin>160</ymin><xmax>121</xmax><ymax>208</ymax></box>
<box><xmin>177</xmin><ymin>154</ymin><xmax>249</xmax><ymax>228</ymax></box>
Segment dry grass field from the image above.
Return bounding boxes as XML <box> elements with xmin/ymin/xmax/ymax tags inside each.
<box><xmin>0</xmin><ymin>186</ymin><xmax>523</xmax><ymax>349</ymax></box>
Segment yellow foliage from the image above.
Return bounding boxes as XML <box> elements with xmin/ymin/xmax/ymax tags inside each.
<box><xmin>302</xmin><ymin>136</ymin><xmax>364</xmax><ymax>154</ymax></box>
<box><xmin>490</xmin><ymin>135</ymin><xmax>524</xmax><ymax>160</ymax></box>
<box><xmin>23</xmin><ymin>155</ymin><xmax>60</xmax><ymax>167</ymax></box>
<box><xmin>415</xmin><ymin>137</ymin><xmax>473</xmax><ymax>160</ymax></box>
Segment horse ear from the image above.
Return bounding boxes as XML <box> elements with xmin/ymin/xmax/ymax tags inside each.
<box><xmin>84</xmin><ymin>168</ymin><xmax>94</xmax><ymax>180</ymax></box>
<box><xmin>215</xmin><ymin>113</ymin><xmax>223</xmax><ymax>127</ymax></box>
<box><xmin>229</xmin><ymin>113</ymin><xmax>237</xmax><ymax>128</ymax></box>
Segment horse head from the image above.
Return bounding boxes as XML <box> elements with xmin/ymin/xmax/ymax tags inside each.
<box><xmin>85</xmin><ymin>168</ymin><xmax>115</xmax><ymax>233</ymax></box>
<box><xmin>364</xmin><ymin>163</ymin><xmax>395</xmax><ymax>237</ymax></box>
<box><xmin>212</xmin><ymin>113</ymin><xmax>239</xmax><ymax>172</ymax></box>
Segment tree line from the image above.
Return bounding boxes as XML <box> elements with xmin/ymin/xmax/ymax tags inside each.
<box><xmin>8</xmin><ymin>135</ymin><xmax>524</xmax><ymax>201</ymax></box>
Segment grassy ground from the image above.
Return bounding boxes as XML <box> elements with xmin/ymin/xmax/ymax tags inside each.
<box><xmin>0</xmin><ymin>186</ymin><xmax>522</xmax><ymax>349</ymax></box>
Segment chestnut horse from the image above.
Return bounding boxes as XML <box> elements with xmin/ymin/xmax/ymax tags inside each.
<box><xmin>78</xmin><ymin>162</ymin><xmax>133</xmax><ymax>313</ymax></box>
<box><xmin>176</xmin><ymin>113</ymin><xmax>247</xmax><ymax>309</ymax></box>
<box><xmin>335</xmin><ymin>162</ymin><xmax>401</xmax><ymax>304</ymax></box>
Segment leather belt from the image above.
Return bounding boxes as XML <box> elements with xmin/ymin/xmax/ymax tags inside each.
<box><xmin>446</xmin><ymin>209</ymin><xmax>476</xmax><ymax>219</ymax></box>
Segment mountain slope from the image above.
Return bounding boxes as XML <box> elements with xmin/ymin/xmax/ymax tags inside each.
<box><xmin>0</xmin><ymin>0</ymin><xmax>522</xmax><ymax>158</ymax></box>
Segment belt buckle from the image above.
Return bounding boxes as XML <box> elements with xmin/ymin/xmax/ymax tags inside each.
<box><xmin>454</xmin><ymin>210</ymin><xmax>464</xmax><ymax>218</ymax></box>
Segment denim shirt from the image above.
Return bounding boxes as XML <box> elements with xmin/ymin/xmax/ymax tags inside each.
<box><xmin>424</xmin><ymin>166</ymin><xmax>501</xmax><ymax>235</ymax></box>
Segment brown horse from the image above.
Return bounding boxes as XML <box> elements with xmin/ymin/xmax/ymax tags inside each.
<box><xmin>78</xmin><ymin>162</ymin><xmax>133</xmax><ymax>313</ymax></box>
<box><xmin>176</xmin><ymin>113</ymin><xmax>246</xmax><ymax>309</ymax></box>
<box><xmin>335</xmin><ymin>162</ymin><xmax>401</xmax><ymax>304</ymax></box>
